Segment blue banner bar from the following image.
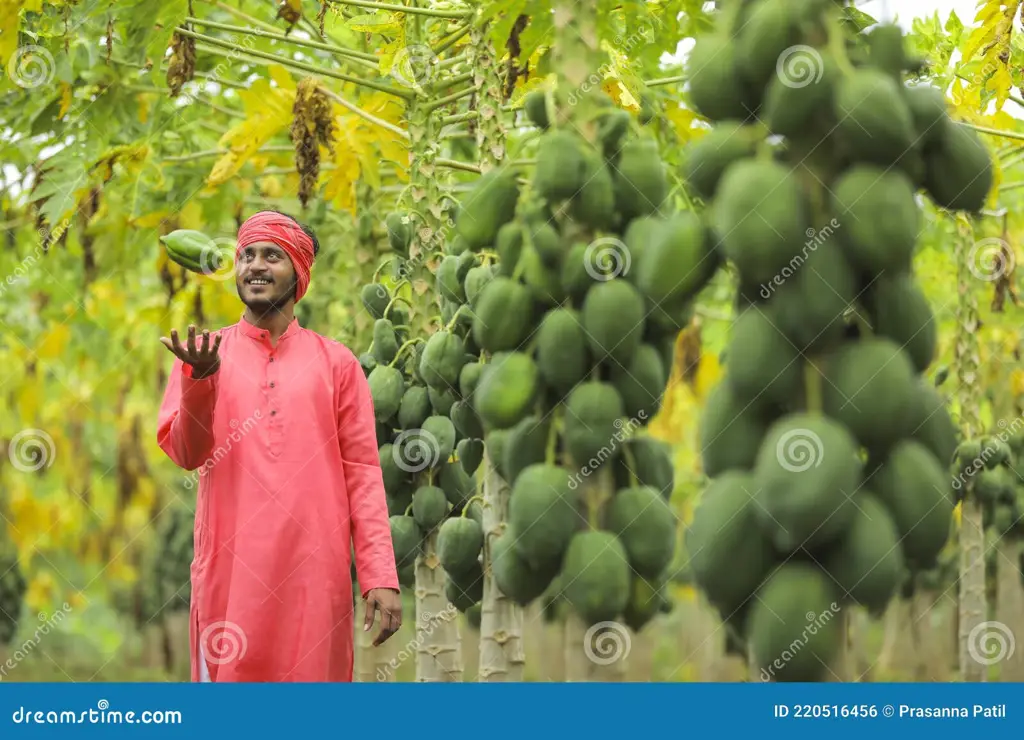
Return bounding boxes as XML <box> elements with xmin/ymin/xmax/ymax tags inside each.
<box><xmin>0</xmin><ymin>684</ymin><xmax>1020</xmax><ymax>736</ymax></box>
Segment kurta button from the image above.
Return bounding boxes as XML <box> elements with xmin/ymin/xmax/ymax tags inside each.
<box><xmin>269</xmin><ymin>382</ymin><xmax>275</xmax><ymax>388</ymax></box>
<box><xmin>271</xmin><ymin>410</ymin><xmax>277</xmax><ymax>416</ymax></box>
<box><xmin>269</xmin><ymin>357</ymin><xmax>274</xmax><ymax>362</ymax></box>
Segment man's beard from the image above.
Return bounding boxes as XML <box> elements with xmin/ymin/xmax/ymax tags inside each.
<box><xmin>239</xmin><ymin>277</ymin><xmax>297</xmax><ymax>316</ymax></box>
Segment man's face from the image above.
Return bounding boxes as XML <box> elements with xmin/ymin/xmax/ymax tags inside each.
<box><xmin>235</xmin><ymin>241</ymin><xmax>298</xmax><ymax>314</ymax></box>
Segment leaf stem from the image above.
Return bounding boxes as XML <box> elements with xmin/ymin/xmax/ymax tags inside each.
<box><xmin>185</xmin><ymin>16</ymin><xmax>379</xmax><ymax>68</ymax></box>
<box><xmin>432</xmin><ymin>71</ymin><xmax>474</xmax><ymax>92</ymax></box>
<box><xmin>174</xmin><ymin>27</ymin><xmax>414</xmax><ymax>99</ymax></box>
<box><xmin>425</xmin><ymin>85</ymin><xmax>477</xmax><ymax>113</ymax></box>
<box><xmin>389</xmin><ymin>337</ymin><xmax>424</xmax><ymax>368</ymax></box>
<box><xmin>461</xmin><ymin>494</ymin><xmax>485</xmax><ymax>515</ymax></box>
<box><xmin>317</xmin><ymin>85</ymin><xmax>410</xmax><ymax>139</ymax></box>
<box><xmin>644</xmin><ymin>74</ymin><xmax>685</xmax><ymax>88</ymax></box>
<box><xmin>435</xmin><ymin>157</ymin><xmax>481</xmax><ymax>174</ymax></box>
<box><xmin>433</xmin><ymin>23</ymin><xmax>472</xmax><ymax>55</ymax></box>
<box><xmin>327</xmin><ymin>0</ymin><xmax>472</xmax><ymax>19</ymax></box>
<box><xmin>959</xmin><ymin>121</ymin><xmax>1024</xmax><ymax>142</ymax></box>
<box><xmin>441</xmin><ymin>111</ymin><xmax>478</xmax><ymax>125</ymax></box>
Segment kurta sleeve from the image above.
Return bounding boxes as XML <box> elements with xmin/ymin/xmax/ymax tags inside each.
<box><xmin>156</xmin><ymin>357</ymin><xmax>220</xmax><ymax>471</ymax></box>
<box><xmin>338</xmin><ymin>352</ymin><xmax>400</xmax><ymax>597</ymax></box>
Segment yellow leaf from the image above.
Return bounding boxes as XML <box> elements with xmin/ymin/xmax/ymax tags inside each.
<box><xmin>693</xmin><ymin>350</ymin><xmax>722</xmax><ymax>401</ymax></box>
<box><xmin>508</xmin><ymin>73</ymin><xmax>555</xmax><ymax>109</ymax></box>
<box><xmin>259</xmin><ymin>175</ymin><xmax>284</xmax><ymax>198</ymax></box>
<box><xmin>37</xmin><ymin>323</ymin><xmax>70</xmax><ymax>360</ymax></box>
<box><xmin>58</xmin><ymin>82</ymin><xmax>72</xmax><ymax>118</ymax></box>
<box><xmin>987</xmin><ymin>61</ymin><xmax>1012</xmax><ymax>110</ymax></box>
<box><xmin>267</xmin><ymin>63</ymin><xmax>296</xmax><ymax>92</ymax></box>
<box><xmin>1011</xmin><ymin>369</ymin><xmax>1024</xmax><ymax>397</ymax></box>
<box><xmin>17</xmin><ymin>377</ymin><xmax>40</xmax><ymax>422</ymax></box>
<box><xmin>377</xmin><ymin>36</ymin><xmax>404</xmax><ymax>77</ymax></box>
<box><xmin>179</xmin><ymin>199</ymin><xmax>204</xmax><ymax>230</ymax></box>
<box><xmin>209</xmin><ymin>79</ymin><xmax>294</xmax><ymax>186</ymax></box>
<box><xmin>137</xmin><ymin>91</ymin><xmax>151</xmax><ymax>124</ymax></box>
<box><xmin>131</xmin><ymin>210</ymin><xmax>171</xmax><ymax>228</ymax></box>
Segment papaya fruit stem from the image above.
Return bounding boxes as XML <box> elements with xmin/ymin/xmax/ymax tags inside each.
<box><xmin>461</xmin><ymin>494</ymin><xmax>485</xmax><ymax>516</ymax></box>
<box><xmin>383</xmin><ymin>292</ymin><xmax>413</xmax><ymax>318</ymax></box>
<box><xmin>545</xmin><ymin>412</ymin><xmax>561</xmax><ymax>466</ymax></box>
<box><xmin>825</xmin><ymin>12</ymin><xmax>857</xmax><ymax>77</ymax></box>
<box><xmin>804</xmin><ymin>360</ymin><xmax>823</xmax><ymax>414</ymax></box>
<box><xmin>389</xmin><ymin>337</ymin><xmax>424</xmax><ymax>368</ymax></box>
<box><xmin>404</xmin><ymin>501</ymin><xmax>415</xmax><ymax>516</ymax></box>
<box><xmin>372</xmin><ymin>258</ymin><xmax>396</xmax><ymax>283</ymax></box>
<box><xmin>621</xmin><ymin>444</ymin><xmax>640</xmax><ymax>489</ymax></box>
<box><xmin>443</xmin><ymin>304</ymin><xmax>468</xmax><ymax>332</ymax></box>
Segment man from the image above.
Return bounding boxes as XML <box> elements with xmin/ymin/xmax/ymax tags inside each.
<box><xmin>156</xmin><ymin>210</ymin><xmax>401</xmax><ymax>682</ymax></box>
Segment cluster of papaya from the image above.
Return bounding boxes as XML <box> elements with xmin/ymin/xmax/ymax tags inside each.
<box><xmin>359</xmin><ymin>278</ymin><xmax>486</xmax><ymax>598</ymax></box>
<box><xmin>955</xmin><ymin>434</ymin><xmax>1024</xmax><ymax>549</ymax></box>
<box><xmin>684</xmin><ymin>2</ymin><xmax>984</xmax><ymax>681</ymax></box>
<box><xmin>397</xmin><ymin>84</ymin><xmax>730</xmax><ymax>634</ymax></box>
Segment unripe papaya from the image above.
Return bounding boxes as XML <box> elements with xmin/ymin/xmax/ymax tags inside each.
<box><xmin>635</xmin><ymin>212</ymin><xmax>716</xmax><ymax>307</ymax></box>
<box><xmin>699</xmin><ymin>381</ymin><xmax>767</xmax><ymax>477</ymax></box>
<box><xmin>463</xmin><ymin>264</ymin><xmax>496</xmax><ymax>308</ymax></box>
<box><xmin>508</xmin><ymin>464</ymin><xmax>578</xmax><ymax>570</ymax></box>
<box><xmin>437</xmin><ymin>255</ymin><xmax>467</xmax><ymax>303</ymax></box>
<box><xmin>865</xmin><ymin>272</ymin><xmax>937</xmax><ymax>374</ymax></box>
<box><xmin>569</xmin><ymin>151</ymin><xmax>616</xmax><ymax>231</ymax></box>
<box><xmin>608</xmin><ymin>486</ymin><xmax>676</xmax><ymax>578</ymax></box>
<box><xmin>385</xmin><ymin>212</ymin><xmax>411</xmax><ymax>255</ymax></box>
<box><xmin>496</xmin><ymin>222</ymin><xmax>524</xmax><ymax>276</ymax></box>
<box><xmin>437</xmin><ymin>517</ymin><xmax>483</xmax><ymax>575</ymax></box>
<box><xmin>419</xmin><ymin>331</ymin><xmax>466</xmax><ymax>392</ymax></box>
<box><xmin>534</xmin><ymin>130</ymin><xmax>588</xmax><ymax>202</ymax></box>
<box><xmin>834</xmin><ymin>68</ymin><xmax>915</xmax><ymax>166</ymax></box>
<box><xmin>832</xmin><ymin>166</ymin><xmax>919</xmax><ymax>277</ymax></box>
<box><xmin>682</xmin><ymin>122</ymin><xmax>758</xmax><ymax>201</ymax></box>
<box><xmin>492</xmin><ymin>525</ymin><xmax>559</xmax><ymax>606</ymax></box>
<box><xmin>613</xmin><ymin>139</ymin><xmax>667</xmax><ymax>223</ymax></box>
<box><xmin>903</xmin><ymin>84</ymin><xmax>948</xmax><ymax>150</ymax></box>
<box><xmin>390</xmin><ymin>515</ymin><xmax>422</xmax><ymax>568</ymax></box>
<box><xmin>367</xmin><ymin>365</ymin><xmax>404</xmax><ymax>422</ymax></box>
<box><xmin>523</xmin><ymin>89</ymin><xmax>549</xmax><ymax>129</ymax></box>
<box><xmin>581</xmin><ymin>279</ymin><xmax>646</xmax><ymax>366</ymax></box>
<box><xmin>736</xmin><ymin>0</ymin><xmax>803</xmax><ymax>94</ymax></box>
<box><xmin>411</xmin><ymin>485</ymin><xmax>448</xmax><ymax>531</ymax></box>
<box><xmin>564</xmin><ymin>382</ymin><xmax>625</xmax><ymax>464</ymax></box>
<box><xmin>456</xmin><ymin>168</ymin><xmax>520</xmax><ymax>250</ymax></box>
<box><xmin>474</xmin><ymin>352</ymin><xmax>539</xmax><ymax>430</ymax></box>
<box><xmin>471</xmin><ymin>277</ymin><xmax>533</xmax><ymax>353</ymax></box>
<box><xmin>397</xmin><ymin>386</ymin><xmax>431</xmax><ymax>430</ymax></box>
<box><xmin>712</xmin><ymin>160</ymin><xmax>808</xmax><ymax>285</ymax></box>
<box><xmin>686</xmin><ymin>33</ymin><xmax>758</xmax><ymax>122</ymax></box>
<box><xmin>923</xmin><ymin>119</ymin><xmax>993</xmax><ymax>213</ymax></box>
<box><xmin>370</xmin><ymin>319</ymin><xmax>400</xmax><ymax>366</ymax></box>
<box><xmin>456</xmin><ymin>437</ymin><xmax>484</xmax><ymax>476</ymax></box>
<box><xmin>360</xmin><ymin>283</ymin><xmax>390</xmax><ymax>320</ymax></box>
<box><xmin>561</xmin><ymin>531</ymin><xmax>631</xmax><ymax>625</ymax></box>
<box><xmin>536</xmin><ymin>308</ymin><xmax>590</xmax><ymax>397</ymax></box>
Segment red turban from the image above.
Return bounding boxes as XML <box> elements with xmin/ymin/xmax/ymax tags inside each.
<box><xmin>236</xmin><ymin>211</ymin><xmax>316</xmax><ymax>302</ymax></box>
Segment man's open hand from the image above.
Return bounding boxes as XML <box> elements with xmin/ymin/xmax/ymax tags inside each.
<box><xmin>160</xmin><ymin>325</ymin><xmax>222</xmax><ymax>378</ymax></box>
<box><xmin>364</xmin><ymin>588</ymin><xmax>402</xmax><ymax>646</ymax></box>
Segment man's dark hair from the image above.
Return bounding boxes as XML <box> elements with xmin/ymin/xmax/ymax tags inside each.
<box><xmin>260</xmin><ymin>209</ymin><xmax>320</xmax><ymax>258</ymax></box>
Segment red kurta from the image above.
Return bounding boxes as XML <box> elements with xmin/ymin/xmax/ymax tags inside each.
<box><xmin>156</xmin><ymin>315</ymin><xmax>399</xmax><ymax>682</ymax></box>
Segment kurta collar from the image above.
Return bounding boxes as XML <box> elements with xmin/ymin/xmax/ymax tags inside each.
<box><xmin>238</xmin><ymin>314</ymin><xmax>301</xmax><ymax>341</ymax></box>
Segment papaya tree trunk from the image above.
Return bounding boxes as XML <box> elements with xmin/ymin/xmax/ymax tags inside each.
<box><xmin>955</xmin><ymin>217</ymin><xmax>986</xmax><ymax>682</ymax></box>
<box><xmin>373</xmin><ymin>632</ymin><xmax>399</xmax><ymax>682</ymax></box>
<box><xmin>477</xmin><ymin>454</ymin><xmax>525</xmax><ymax>681</ymax></box>
<box><xmin>414</xmin><ymin>531</ymin><xmax>463</xmax><ymax>682</ymax></box>
<box><xmin>467</xmin><ymin>22</ymin><xmax>507</xmax><ymax>173</ymax></box>
<box><xmin>995</xmin><ymin>539</ymin><xmax>1024</xmax><ymax>680</ymax></box>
